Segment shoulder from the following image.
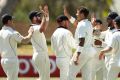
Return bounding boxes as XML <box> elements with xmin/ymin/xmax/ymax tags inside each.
<box><xmin>13</xmin><ymin>30</ymin><xmax>20</xmax><ymax>34</ymax></box>
<box><xmin>113</xmin><ymin>31</ymin><xmax>120</xmax><ymax>36</ymax></box>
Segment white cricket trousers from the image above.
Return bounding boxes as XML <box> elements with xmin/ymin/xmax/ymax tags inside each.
<box><xmin>107</xmin><ymin>61</ymin><xmax>120</xmax><ymax>80</ymax></box>
<box><xmin>94</xmin><ymin>47</ymin><xmax>104</xmax><ymax>80</ymax></box>
<box><xmin>56</xmin><ymin>57</ymin><xmax>70</xmax><ymax>80</ymax></box>
<box><xmin>102</xmin><ymin>55</ymin><xmax>112</xmax><ymax>80</ymax></box>
<box><xmin>67</xmin><ymin>47</ymin><xmax>97</xmax><ymax>80</ymax></box>
<box><xmin>1</xmin><ymin>57</ymin><xmax>19</xmax><ymax>80</ymax></box>
<box><xmin>32</xmin><ymin>52</ymin><xmax>50</xmax><ymax>80</ymax></box>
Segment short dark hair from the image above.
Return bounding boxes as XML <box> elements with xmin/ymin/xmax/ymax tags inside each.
<box><xmin>29</xmin><ymin>11</ymin><xmax>38</xmax><ymax>21</ymax></box>
<box><xmin>107</xmin><ymin>12</ymin><xmax>118</xmax><ymax>20</ymax></box>
<box><xmin>78</xmin><ymin>7</ymin><xmax>89</xmax><ymax>18</ymax></box>
<box><xmin>56</xmin><ymin>15</ymin><xmax>69</xmax><ymax>23</ymax></box>
<box><xmin>95</xmin><ymin>19</ymin><xmax>102</xmax><ymax>24</ymax></box>
<box><xmin>114</xmin><ymin>16</ymin><xmax>120</xmax><ymax>27</ymax></box>
<box><xmin>1</xmin><ymin>14</ymin><xmax>13</xmax><ymax>25</ymax></box>
<box><xmin>37</xmin><ymin>12</ymin><xmax>43</xmax><ymax>17</ymax></box>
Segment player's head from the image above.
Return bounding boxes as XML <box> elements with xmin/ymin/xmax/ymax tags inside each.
<box><xmin>56</xmin><ymin>15</ymin><xmax>69</xmax><ymax>28</ymax></box>
<box><xmin>114</xmin><ymin>16</ymin><xmax>120</xmax><ymax>29</ymax></box>
<box><xmin>1</xmin><ymin>14</ymin><xmax>14</xmax><ymax>26</ymax></box>
<box><xmin>95</xmin><ymin>19</ymin><xmax>102</xmax><ymax>25</ymax></box>
<box><xmin>29</xmin><ymin>11</ymin><xmax>38</xmax><ymax>24</ymax></box>
<box><xmin>94</xmin><ymin>19</ymin><xmax>104</xmax><ymax>31</ymax></box>
<box><xmin>36</xmin><ymin>12</ymin><xmax>43</xmax><ymax>24</ymax></box>
<box><xmin>76</xmin><ymin>6</ymin><xmax>89</xmax><ymax>21</ymax></box>
<box><xmin>107</xmin><ymin>12</ymin><xmax>118</xmax><ymax>28</ymax></box>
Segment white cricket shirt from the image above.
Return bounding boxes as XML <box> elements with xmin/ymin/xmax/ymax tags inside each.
<box><xmin>109</xmin><ymin>30</ymin><xmax>120</xmax><ymax>66</ymax></box>
<box><xmin>0</xmin><ymin>26</ymin><xmax>23</xmax><ymax>58</ymax></box>
<box><xmin>51</xmin><ymin>27</ymin><xmax>76</xmax><ymax>58</ymax></box>
<box><xmin>75</xmin><ymin>19</ymin><xmax>93</xmax><ymax>48</ymax></box>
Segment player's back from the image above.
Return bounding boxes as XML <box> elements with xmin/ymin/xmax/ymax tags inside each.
<box><xmin>51</xmin><ymin>28</ymin><xmax>73</xmax><ymax>57</ymax></box>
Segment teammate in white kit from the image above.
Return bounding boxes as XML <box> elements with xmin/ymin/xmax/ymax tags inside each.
<box><xmin>91</xmin><ymin>18</ymin><xmax>106</xmax><ymax>80</ymax></box>
<box><xmin>29</xmin><ymin>5</ymin><xmax>50</xmax><ymax>80</ymax></box>
<box><xmin>67</xmin><ymin>7</ymin><xmax>96</xmax><ymax>80</ymax></box>
<box><xmin>51</xmin><ymin>15</ymin><xmax>76</xmax><ymax>80</ymax></box>
<box><xmin>101</xmin><ymin>12</ymin><xmax>118</xmax><ymax>80</ymax></box>
<box><xmin>99</xmin><ymin>16</ymin><xmax>120</xmax><ymax>80</ymax></box>
<box><xmin>0</xmin><ymin>14</ymin><xmax>33</xmax><ymax>80</ymax></box>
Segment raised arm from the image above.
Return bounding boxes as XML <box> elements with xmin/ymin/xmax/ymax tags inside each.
<box><xmin>39</xmin><ymin>4</ymin><xmax>49</xmax><ymax>33</ymax></box>
<box><xmin>63</xmin><ymin>5</ymin><xmax>78</xmax><ymax>27</ymax></box>
<box><xmin>91</xmin><ymin>13</ymin><xmax>96</xmax><ymax>27</ymax></box>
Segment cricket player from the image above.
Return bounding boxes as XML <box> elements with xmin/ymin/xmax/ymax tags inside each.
<box><xmin>92</xmin><ymin>19</ymin><xmax>106</xmax><ymax>80</ymax></box>
<box><xmin>0</xmin><ymin>14</ymin><xmax>33</xmax><ymax>80</ymax></box>
<box><xmin>101</xmin><ymin>12</ymin><xmax>118</xmax><ymax>80</ymax></box>
<box><xmin>99</xmin><ymin>16</ymin><xmax>120</xmax><ymax>80</ymax></box>
<box><xmin>51</xmin><ymin>15</ymin><xmax>76</xmax><ymax>80</ymax></box>
<box><xmin>67</xmin><ymin>7</ymin><xmax>96</xmax><ymax>80</ymax></box>
<box><xmin>29</xmin><ymin>5</ymin><xmax>50</xmax><ymax>80</ymax></box>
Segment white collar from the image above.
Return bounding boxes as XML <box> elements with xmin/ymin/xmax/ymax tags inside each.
<box><xmin>30</xmin><ymin>24</ymin><xmax>38</xmax><ymax>26</ymax></box>
<box><xmin>2</xmin><ymin>25</ymin><xmax>13</xmax><ymax>30</ymax></box>
<box><xmin>80</xmin><ymin>19</ymin><xmax>88</xmax><ymax>22</ymax></box>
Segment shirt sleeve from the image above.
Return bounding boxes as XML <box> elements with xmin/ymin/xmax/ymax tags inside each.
<box><xmin>13</xmin><ymin>31</ymin><xmax>23</xmax><ymax>43</ymax></box>
<box><xmin>77</xmin><ymin>25</ymin><xmax>86</xmax><ymax>38</ymax></box>
<box><xmin>51</xmin><ymin>36</ymin><xmax>56</xmax><ymax>52</ymax></box>
<box><xmin>65</xmin><ymin>31</ymin><xmax>77</xmax><ymax>49</ymax></box>
<box><xmin>108</xmin><ymin>34</ymin><xmax>117</xmax><ymax>48</ymax></box>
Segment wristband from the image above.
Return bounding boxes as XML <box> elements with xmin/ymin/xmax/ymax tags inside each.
<box><xmin>46</xmin><ymin>17</ymin><xmax>49</xmax><ymax>21</ymax></box>
<box><xmin>69</xmin><ymin>16</ymin><xmax>75</xmax><ymax>24</ymax></box>
<box><xmin>76</xmin><ymin>46</ymin><xmax>84</xmax><ymax>53</ymax></box>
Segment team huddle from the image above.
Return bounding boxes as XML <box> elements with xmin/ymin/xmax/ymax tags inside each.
<box><xmin>0</xmin><ymin>4</ymin><xmax>120</xmax><ymax>80</ymax></box>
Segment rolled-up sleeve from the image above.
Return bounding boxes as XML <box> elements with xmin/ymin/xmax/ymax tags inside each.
<box><xmin>78</xmin><ymin>25</ymin><xmax>86</xmax><ymax>38</ymax></box>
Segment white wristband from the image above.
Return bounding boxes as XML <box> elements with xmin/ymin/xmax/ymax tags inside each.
<box><xmin>69</xmin><ymin>16</ymin><xmax>75</xmax><ymax>24</ymax></box>
<box><xmin>76</xmin><ymin>46</ymin><xmax>84</xmax><ymax>52</ymax></box>
<box><xmin>46</xmin><ymin>17</ymin><xmax>49</xmax><ymax>21</ymax></box>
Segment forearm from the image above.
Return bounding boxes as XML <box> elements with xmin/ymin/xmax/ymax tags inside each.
<box><xmin>101</xmin><ymin>46</ymin><xmax>112</xmax><ymax>54</ymax></box>
<box><xmin>44</xmin><ymin>17</ymin><xmax>49</xmax><ymax>30</ymax></box>
<box><xmin>21</xmin><ymin>33</ymin><xmax>32</xmax><ymax>44</ymax></box>
<box><xmin>40</xmin><ymin>16</ymin><xmax>49</xmax><ymax>32</ymax></box>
